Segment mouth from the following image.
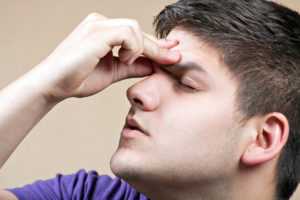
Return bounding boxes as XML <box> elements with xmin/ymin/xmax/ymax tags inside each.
<box><xmin>123</xmin><ymin>116</ymin><xmax>150</xmax><ymax>137</ymax></box>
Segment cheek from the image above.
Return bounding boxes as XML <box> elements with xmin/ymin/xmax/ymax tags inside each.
<box><xmin>156</xmin><ymin>95</ymin><xmax>237</xmax><ymax>155</ymax></box>
<box><xmin>161</xmin><ymin>96</ymin><xmax>235</xmax><ymax>134</ymax></box>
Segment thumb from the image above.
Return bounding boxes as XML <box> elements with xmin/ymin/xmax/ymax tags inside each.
<box><xmin>112</xmin><ymin>57</ymin><xmax>154</xmax><ymax>82</ymax></box>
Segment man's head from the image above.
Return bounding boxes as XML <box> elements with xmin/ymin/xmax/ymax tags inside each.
<box><xmin>110</xmin><ymin>0</ymin><xmax>300</xmax><ymax>199</ymax></box>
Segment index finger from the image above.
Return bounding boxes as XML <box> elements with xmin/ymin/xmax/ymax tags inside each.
<box><xmin>142</xmin><ymin>34</ymin><xmax>181</xmax><ymax>65</ymax></box>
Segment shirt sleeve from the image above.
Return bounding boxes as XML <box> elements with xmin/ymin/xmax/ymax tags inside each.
<box><xmin>7</xmin><ymin>169</ymin><xmax>149</xmax><ymax>200</ymax></box>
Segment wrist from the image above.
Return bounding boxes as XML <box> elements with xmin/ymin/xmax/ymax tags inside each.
<box><xmin>23</xmin><ymin>64</ymin><xmax>64</xmax><ymax>106</ymax></box>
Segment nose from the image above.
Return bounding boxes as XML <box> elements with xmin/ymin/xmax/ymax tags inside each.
<box><xmin>126</xmin><ymin>68</ymin><xmax>161</xmax><ymax>111</ymax></box>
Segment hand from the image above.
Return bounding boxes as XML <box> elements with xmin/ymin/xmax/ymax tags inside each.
<box><xmin>33</xmin><ymin>13</ymin><xmax>180</xmax><ymax>103</ymax></box>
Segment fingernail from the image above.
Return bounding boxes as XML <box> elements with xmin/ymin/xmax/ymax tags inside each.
<box><xmin>173</xmin><ymin>40</ymin><xmax>179</xmax><ymax>45</ymax></box>
<box><xmin>166</xmin><ymin>39</ymin><xmax>179</xmax><ymax>44</ymax></box>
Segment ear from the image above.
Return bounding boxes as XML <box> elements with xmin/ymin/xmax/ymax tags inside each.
<box><xmin>241</xmin><ymin>112</ymin><xmax>289</xmax><ymax>166</ymax></box>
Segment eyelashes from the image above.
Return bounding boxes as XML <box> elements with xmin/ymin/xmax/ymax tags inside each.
<box><xmin>176</xmin><ymin>79</ymin><xmax>198</xmax><ymax>92</ymax></box>
<box><xmin>160</xmin><ymin>66</ymin><xmax>199</xmax><ymax>92</ymax></box>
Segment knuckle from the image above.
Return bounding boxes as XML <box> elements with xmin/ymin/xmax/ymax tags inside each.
<box><xmin>128</xmin><ymin>19</ymin><xmax>140</xmax><ymax>29</ymax></box>
<box><xmin>121</xmin><ymin>25</ymin><xmax>135</xmax><ymax>36</ymax></box>
<box><xmin>86</xmin><ymin>12</ymin><xmax>105</xmax><ymax>20</ymax></box>
<box><xmin>84</xmin><ymin>21</ymin><xmax>97</xmax><ymax>33</ymax></box>
<box><xmin>137</xmin><ymin>48</ymin><xmax>143</xmax><ymax>56</ymax></box>
<box><xmin>120</xmin><ymin>19</ymin><xmax>140</xmax><ymax>33</ymax></box>
<box><xmin>128</xmin><ymin>20</ymin><xmax>142</xmax><ymax>37</ymax></box>
<box><xmin>86</xmin><ymin>13</ymin><xmax>99</xmax><ymax>20</ymax></box>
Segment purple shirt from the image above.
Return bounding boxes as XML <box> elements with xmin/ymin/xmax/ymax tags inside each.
<box><xmin>8</xmin><ymin>169</ymin><xmax>149</xmax><ymax>200</ymax></box>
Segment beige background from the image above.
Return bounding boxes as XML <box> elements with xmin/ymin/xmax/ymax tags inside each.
<box><xmin>0</xmin><ymin>0</ymin><xmax>299</xmax><ymax>199</ymax></box>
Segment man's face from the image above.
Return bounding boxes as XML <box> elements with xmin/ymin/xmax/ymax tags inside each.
<box><xmin>110</xmin><ymin>29</ymin><xmax>244</xmax><ymax>187</ymax></box>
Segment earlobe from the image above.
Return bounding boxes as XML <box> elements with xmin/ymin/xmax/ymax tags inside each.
<box><xmin>241</xmin><ymin>113</ymin><xmax>289</xmax><ymax>166</ymax></box>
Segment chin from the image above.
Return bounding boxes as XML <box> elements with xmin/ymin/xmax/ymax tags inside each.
<box><xmin>110</xmin><ymin>148</ymin><xmax>144</xmax><ymax>181</ymax></box>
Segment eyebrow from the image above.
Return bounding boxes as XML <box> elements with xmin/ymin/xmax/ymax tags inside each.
<box><xmin>163</xmin><ymin>61</ymin><xmax>208</xmax><ymax>75</ymax></box>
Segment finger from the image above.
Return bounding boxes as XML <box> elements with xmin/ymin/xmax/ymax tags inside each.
<box><xmin>116</xmin><ymin>19</ymin><xmax>144</xmax><ymax>64</ymax></box>
<box><xmin>86</xmin><ymin>19</ymin><xmax>178</xmax><ymax>66</ymax></box>
<box><xmin>98</xmin><ymin>19</ymin><xmax>144</xmax><ymax>64</ymax></box>
<box><xmin>144</xmin><ymin>33</ymin><xmax>179</xmax><ymax>49</ymax></box>
<box><xmin>114</xmin><ymin>26</ymin><xmax>141</xmax><ymax>63</ymax></box>
<box><xmin>118</xmin><ymin>47</ymin><xmax>136</xmax><ymax>64</ymax></box>
<box><xmin>120</xmin><ymin>38</ymin><xmax>179</xmax><ymax>61</ymax></box>
<box><xmin>81</xmin><ymin>13</ymin><xmax>108</xmax><ymax>26</ymax></box>
<box><xmin>112</xmin><ymin>57</ymin><xmax>154</xmax><ymax>83</ymax></box>
<box><xmin>73</xmin><ymin>13</ymin><xmax>108</xmax><ymax>36</ymax></box>
<box><xmin>157</xmin><ymin>39</ymin><xmax>179</xmax><ymax>48</ymax></box>
<box><xmin>143</xmin><ymin>35</ymin><xmax>181</xmax><ymax>65</ymax></box>
<box><xmin>59</xmin><ymin>13</ymin><xmax>109</xmax><ymax>48</ymax></box>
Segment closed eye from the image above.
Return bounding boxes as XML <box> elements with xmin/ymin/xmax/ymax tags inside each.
<box><xmin>177</xmin><ymin>79</ymin><xmax>198</xmax><ymax>92</ymax></box>
<box><xmin>160</xmin><ymin>67</ymin><xmax>198</xmax><ymax>92</ymax></box>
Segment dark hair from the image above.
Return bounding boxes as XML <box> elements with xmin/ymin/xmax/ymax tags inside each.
<box><xmin>154</xmin><ymin>0</ymin><xmax>300</xmax><ymax>199</ymax></box>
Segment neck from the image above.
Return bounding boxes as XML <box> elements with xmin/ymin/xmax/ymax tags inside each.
<box><xmin>231</xmin><ymin>161</ymin><xmax>277</xmax><ymax>200</ymax></box>
<box><xmin>125</xmin><ymin>163</ymin><xmax>277</xmax><ymax>200</ymax></box>
<box><xmin>129</xmin><ymin>179</ymin><xmax>231</xmax><ymax>200</ymax></box>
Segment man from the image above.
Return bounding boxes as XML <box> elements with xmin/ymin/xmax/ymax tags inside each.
<box><xmin>0</xmin><ymin>0</ymin><xmax>300</xmax><ymax>199</ymax></box>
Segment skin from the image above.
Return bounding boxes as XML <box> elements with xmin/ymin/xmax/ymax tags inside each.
<box><xmin>110</xmin><ymin>28</ymin><xmax>242</xmax><ymax>200</ymax></box>
<box><xmin>0</xmin><ymin>13</ymin><xmax>290</xmax><ymax>200</ymax></box>
<box><xmin>0</xmin><ymin>13</ymin><xmax>180</xmax><ymax>168</ymax></box>
<box><xmin>0</xmin><ymin>13</ymin><xmax>180</xmax><ymax>199</ymax></box>
<box><xmin>110</xmin><ymin>29</ymin><xmax>290</xmax><ymax>200</ymax></box>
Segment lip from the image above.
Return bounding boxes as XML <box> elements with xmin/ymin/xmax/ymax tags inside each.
<box><xmin>123</xmin><ymin>116</ymin><xmax>150</xmax><ymax>137</ymax></box>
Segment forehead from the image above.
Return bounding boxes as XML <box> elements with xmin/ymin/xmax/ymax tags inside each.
<box><xmin>166</xmin><ymin>28</ymin><xmax>221</xmax><ymax>67</ymax></box>
<box><xmin>166</xmin><ymin>28</ymin><xmax>238</xmax><ymax>93</ymax></box>
<box><xmin>166</xmin><ymin>29</ymin><xmax>203</xmax><ymax>51</ymax></box>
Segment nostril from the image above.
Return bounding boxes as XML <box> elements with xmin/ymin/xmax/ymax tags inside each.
<box><xmin>133</xmin><ymin>97</ymin><xmax>143</xmax><ymax>107</ymax></box>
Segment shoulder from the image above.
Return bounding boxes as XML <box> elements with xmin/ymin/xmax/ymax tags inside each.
<box><xmin>9</xmin><ymin>169</ymin><xmax>149</xmax><ymax>200</ymax></box>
